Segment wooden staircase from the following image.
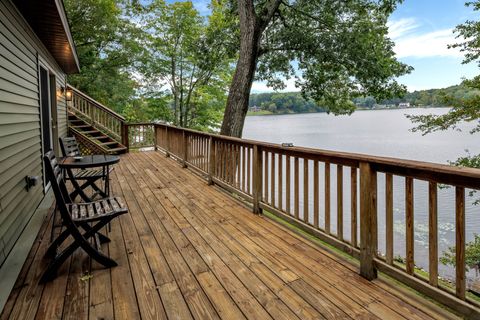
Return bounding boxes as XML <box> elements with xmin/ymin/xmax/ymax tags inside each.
<box><xmin>66</xmin><ymin>85</ymin><xmax>128</xmax><ymax>155</ymax></box>
<box><xmin>68</xmin><ymin>113</ymin><xmax>127</xmax><ymax>154</ymax></box>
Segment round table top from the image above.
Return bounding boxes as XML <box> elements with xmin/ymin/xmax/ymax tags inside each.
<box><xmin>59</xmin><ymin>154</ymin><xmax>120</xmax><ymax>168</ymax></box>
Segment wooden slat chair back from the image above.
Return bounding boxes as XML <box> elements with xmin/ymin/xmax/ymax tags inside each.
<box><xmin>60</xmin><ymin>136</ymin><xmax>81</xmax><ymax>157</ymax></box>
<box><xmin>59</xmin><ymin>136</ymin><xmax>111</xmax><ymax>200</ymax></box>
<box><xmin>42</xmin><ymin>150</ymin><xmax>128</xmax><ymax>282</ymax></box>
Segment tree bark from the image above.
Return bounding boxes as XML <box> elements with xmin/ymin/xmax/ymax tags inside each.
<box><xmin>220</xmin><ymin>0</ymin><xmax>262</xmax><ymax>138</ymax></box>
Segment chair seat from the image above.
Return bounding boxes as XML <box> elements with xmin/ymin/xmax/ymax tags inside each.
<box><xmin>69</xmin><ymin>197</ymin><xmax>127</xmax><ymax>222</ymax></box>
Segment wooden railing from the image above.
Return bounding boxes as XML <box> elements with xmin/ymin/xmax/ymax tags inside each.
<box><xmin>67</xmin><ymin>85</ymin><xmax>126</xmax><ymax>144</ymax></box>
<box><xmin>126</xmin><ymin>123</ymin><xmax>156</xmax><ymax>150</ymax></box>
<box><xmin>144</xmin><ymin>123</ymin><xmax>480</xmax><ymax>317</ymax></box>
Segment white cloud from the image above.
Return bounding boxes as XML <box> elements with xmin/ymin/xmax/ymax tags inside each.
<box><xmin>251</xmin><ymin>78</ymin><xmax>301</xmax><ymax>93</ymax></box>
<box><xmin>388</xmin><ymin>18</ymin><xmax>462</xmax><ymax>59</ymax></box>
<box><xmin>387</xmin><ymin>18</ymin><xmax>419</xmax><ymax>39</ymax></box>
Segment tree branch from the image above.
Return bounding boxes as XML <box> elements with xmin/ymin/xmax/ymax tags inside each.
<box><xmin>259</xmin><ymin>0</ymin><xmax>283</xmax><ymax>31</ymax></box>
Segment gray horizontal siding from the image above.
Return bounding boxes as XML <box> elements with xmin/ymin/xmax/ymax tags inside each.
<box><xmin>0</xmin><ymin>0</ymin><xmax>68</xmax><ymax>268</ymax></box>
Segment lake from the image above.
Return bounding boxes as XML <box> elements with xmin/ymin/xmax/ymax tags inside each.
<box><xmin>243</xmin><ymin>108</ymin><xmax>480</xmax><ymax>284</ymax></box>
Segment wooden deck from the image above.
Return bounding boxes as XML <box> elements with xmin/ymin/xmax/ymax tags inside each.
<box><xmin>1</xmin><ymin>152</ymin><xmax>459</xmax><ymax>320</ymax></box>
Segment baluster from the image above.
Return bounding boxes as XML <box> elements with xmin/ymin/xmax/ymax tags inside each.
<box><xmin>429</xmin><ymin>181</ymin><xmax>438</xmax><ymax>286</ymax></box>
<box><xmin>314</xmin><ymin>161</ymin><xmax>319</xmax><ymax>228</ymax></box>
<box><xmin>247</xmin><ymin>147</ymin><xmax>251</xmax><ymax>194</ymax></box>
<box><xmin>406</xmin><ymin>177</ymin><xmax>414</xmax><ymax>275</ymax></box>
<box><xmin>252</xmin><ymin>145</ymin><xmax>263</xmax><ymax>214</ymax></box>
<box><xmin>351</xmin><ymin>167</ymin><xmax>357</xmax><ymax>247</ymax></box>
<box><xmin>337</xmin><ymin>165</ymin><xmax>343</xmax><ymax>240</ymax></box>
<box><xmin>386</xmin><ymin>173</ymin><xmax>394</xmax><ymax>264</ymax></box>
<box><xmin>456</xmin><ymin>186</ymin><xmax>465</xmax><ymax>300</ymax></box>
<box><xmin>325</xmin><ymin>162</ymin><xmax>331</xmax><ymax>234</ymax></box>
<box><xmin>278</xmin><ymin>154</ymin><xmax>283</xmax><ymax>211</ymax></box>
<box><xmin>271</xmin><ymin>152</ymin><xmax>275</xmax><ymax>207</ymax></box>
<box><xmin>294</xmin><ymin>157</ymin><xmax>299</xmax><ymax>219</ymax></box>
<box><xmin>304</xmin><ymin>159</ymin><xmax>309</xmax><ymax>223</ymax></box>
<box><xmin>264</xmin><ymin>151</ymin><xmax>269</xmax><ymax>201</ymax></box>
<box><xmin>286</xmin><ymin>155</ymin><xmax>291</xmax><ymax>215</ymax></box>
<box><xmin>242</xmin><ymin>146</ymin><xmax>247</xmax><ymax>192</ymax></box>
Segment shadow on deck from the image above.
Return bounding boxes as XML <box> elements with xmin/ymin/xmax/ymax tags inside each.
<box><xmin>0</xmin><ymin>152</ymin><xmax>459</xmax><ymax>319</ymax></box>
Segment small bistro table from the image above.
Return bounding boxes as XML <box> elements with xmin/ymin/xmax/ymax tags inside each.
<box><xmin>59</xmin><ymin>154</ymin><xmax>120</xmax><ymax>202</ymax></box>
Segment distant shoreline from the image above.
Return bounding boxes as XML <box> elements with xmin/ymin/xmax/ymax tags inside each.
<box><xmin>246</xmin><ymin>105</ymin><xmax>450</xmax><ymax>117</ymax></box>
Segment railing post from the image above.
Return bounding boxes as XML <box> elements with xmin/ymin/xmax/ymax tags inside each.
<box><xmin>208</xmin><ymin>136</ymin><xmax>215</xmax><ymax>185</ymax></box>
<box><xmin>121</xmin><ymin>123</ymin><xmax>129</xmax><ymax>152</ymax></box>
<box><xmin>182</xmin><ymin>130</ymin><xmax>188</xmax><ymax>168</ymax></box>
<box><xmin>359</xmin><ymin>162</ymin><xmax>377</xmax><ymax>280</ymax></box>
<box><xmin>153</xmin><ymin>125</ymin><xmax>158</xmax><ymax>151</ymax></box>
<box><xmin>165</xmin><ymin>126</ymin><xmax>170</xmax><ymax>158</ymax></box>
<box><xmin>252</xmin><ymin>144</ymin><xmax>263</xmax><ymax>214</ymax></box>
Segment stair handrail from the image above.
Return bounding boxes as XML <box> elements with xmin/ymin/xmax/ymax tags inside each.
<box><xmin>67</xmin><ymin>84</ymin><xmax>127</xmax><ymax>145</ymax></box>
<box><xmin>66</xmin><ymin>84</ymin><xmax>126</xmax><ymax>121</ymax></box>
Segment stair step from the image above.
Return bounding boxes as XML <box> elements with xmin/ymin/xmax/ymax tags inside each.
<box><xmin>82</xmin><ymin>130</ymin><xmax>100</xmax><ymax>134</ymax></box>
<box><xmin>99</xmin><ymin>141</ymin><xmax>118</xmax><ymax>146</ymax></box>
<box><xmin>73</xmin><ymin>125</ymin><xmax>92</xmax><ymax>129</ymax></box>
<box><xmin>108</xmin><ymin>147</ymin><xmax>127</xmax><ymax>153</ymax></box>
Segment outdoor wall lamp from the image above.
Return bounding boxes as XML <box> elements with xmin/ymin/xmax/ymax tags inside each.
<box><xmin>25</xmin><ymin>175</ymin><xmax>40</xmax><ymax>191</ymax></box>
<box><xmin>61</xmin><ymin>86</ymin><xmax>73</xmax><ymax>101</ymax></box>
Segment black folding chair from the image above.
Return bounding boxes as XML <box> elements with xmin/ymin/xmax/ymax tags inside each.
<box><xmin>41</xmin><ymin>150</ymin><xmax>128</xmax><ymax>282</ymax></box>
<box><xmin>59</xmin><ymin>137</ymin><xmax>111</xmax><ymax>200</ymax></box>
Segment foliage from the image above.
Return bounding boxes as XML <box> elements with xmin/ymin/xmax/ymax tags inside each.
<box><xmin>407</xmin><ymin>1</ymin><xmax>480</xmax><ymax>171</ymax></box>
<box><xmin>260</xmin><ymin>0</ymin><xmax>411</xmax><ymax>111</ymax></box>
<box><xmin>440</xmin><ymin>235</ymin><xmax>480</xmax><ymax>271</ymax></box>
<box><xmin>137</xmin><ymin>0</ymin><xmax>235</xmax><ymax>130</ymax></box>
<box><xmin>64</xmin><ymin>0</ymin><xmax>147</xmax><ymax>113</ymax></box>
<box><xmin>407</xmin><ymin>1</ymin><xmax>480</xmax><ymax>270</ymax></box>
<box><xmin>220</xmin><ymin>0</ymin><xmax>412</xmax><ymax>136</ymax></box>
<box><xmin>249</xmin><ymin>84</ymin><xmax>480</xmax><ymax>114</ymax></box>
<box><xmin>249</xmin><ymin>92</ymin><xmax>324</xmax><ymax>114</ymax></box>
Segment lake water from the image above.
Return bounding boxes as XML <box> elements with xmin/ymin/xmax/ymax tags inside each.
<box><xmin>243</xmin><ymin>108</ymin><xmax>480</xmax><ymax>284</ymax></box>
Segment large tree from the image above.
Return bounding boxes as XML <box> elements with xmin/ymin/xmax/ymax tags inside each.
<box><xmin>220</xmin><ymin>0</ymin><xmax>412</xmax><ymax>137</ymax></box>
<box><xmin>408</xmin><ymin>0</ymin><xmax>480</xmax><ymax>169</ymax></box>
<box><xmin>140</xmin><ymin>0</ymin><xmax>236</xmax><ymax>129</ymax></box>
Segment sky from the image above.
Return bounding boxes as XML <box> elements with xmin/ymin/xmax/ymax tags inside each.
<box><xmin>184</xmin><ymin>0</ymin><xmax>480</xmax><ymax>93</ymax></box>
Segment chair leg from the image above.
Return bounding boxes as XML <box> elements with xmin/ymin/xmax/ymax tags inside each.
<box><xmin>41</xmin><ymin>218</ymin><xmax>118</xmax><ymax>282</ymax></box>
<box><xmin>80</xmin><ymin>223</ymin><xmax>111</xmax><ymax>243</ymax></box>
<box><xmin>49</xmin><ymin>205</ymin><xmax>58</xmax><ymax>243</ymax></box>
<box><xmin>75</xmin><ymin>219</ymin><xmax>117</xmax><ymax>267</ymax></box>
<box><xmin>45</xmin><ymin>228</ymin><xmax>70</xmax><ymax>258</ymax></box>
<box><xmin>41</xmin><ymin>241</ymin><xmax>80</xmax><ymax>282</ymax></box>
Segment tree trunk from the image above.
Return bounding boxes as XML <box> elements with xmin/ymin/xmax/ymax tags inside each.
<box><xmin>220</xmin><ymin>1</ymin><xmax>261</xmax><ymax>138</ymax></box>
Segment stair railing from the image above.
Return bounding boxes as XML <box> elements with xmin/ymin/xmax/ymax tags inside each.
<box><xmin>67</xmin><ymin>85</ymin><xmax>127</xmax><ymax>146</ymax></box>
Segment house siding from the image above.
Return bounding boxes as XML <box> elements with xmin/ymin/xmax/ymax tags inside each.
<box><xmin>0</xmin><ymin>0</ymin><xmax>68</xmax><ymax>267</ymax></box>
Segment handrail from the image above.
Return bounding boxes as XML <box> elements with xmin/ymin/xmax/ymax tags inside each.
<box><xmin>151</xmin><ymin>123</ymin><xmax>480</xmax><ymax>186</ymax></box>
<box><xmin>144</xmin><ymin>122</ymin><xmax>480</xmax><ymax>318</ymax></box>
<box><xmin>67</xmin><ymin>84</ymin><xmax>127</xmax><ymax>145</ymax></box>
<box><xmin>67</xmin><ymin>85</ymin><xmax>126</xmax><ymax>121</ymax></box>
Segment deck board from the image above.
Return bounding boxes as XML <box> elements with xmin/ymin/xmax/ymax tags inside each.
<box><xmin>0</xmin><ymin>151</ymin><xmax>459</xmax><ymax>320</ymax></box>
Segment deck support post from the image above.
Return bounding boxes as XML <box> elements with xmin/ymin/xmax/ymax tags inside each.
<box><xmin>360</xmin><ymin>162</ymin><xmax>377</xmax><ymax>280</ymax></box>
<box><xmin>165</xmin><ymin>126</ymin><xmax>170</xmax><ymax>158</ymax></box>
<box><xmin>121</xmin><ymin>123</ymin><xmax>129</xmax><ymax>153</ymax></box>
<box><xmin>182</xmin><ymin>131</ymin><xmax>188</xmax><ymax>168</ymax></box>
<box><xmin>208</xmin><ymin>137</ymin><xmax>215</xmax><ymax>185</ymax></box>
<box><xmin>153</xmin><ymin>125</ymin><xmax>158</xmax><ymax>151</ymax></box>
<box><xmin>252</xmin><ymin>145</ymin><xmax>263</xmax><ymax>214</ymax></box>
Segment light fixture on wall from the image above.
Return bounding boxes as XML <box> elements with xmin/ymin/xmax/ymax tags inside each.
<box><xmin>61</xmin><ymin>86</ymin><xmax>73</xmax><ymax>101</ymax></box>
